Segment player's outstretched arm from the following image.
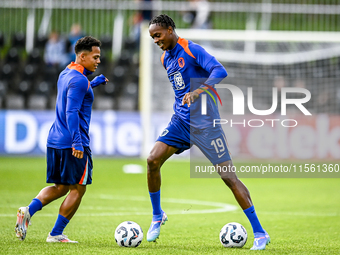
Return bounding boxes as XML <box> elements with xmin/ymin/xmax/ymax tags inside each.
<box><xmin>90</xmin><ymin>74</ymin><xmax>108</xmax><ymax>88</ymax></box>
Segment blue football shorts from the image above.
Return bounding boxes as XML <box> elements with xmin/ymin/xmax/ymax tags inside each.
<box><xmin>157</xmin><ymin>114</ymin><xmax>231</xmax><ymax>165</ymax></box>
<box><xmin>46</xmin><ymin>147</ymin><xmax>93</xmax><ymax>185</ymax></box>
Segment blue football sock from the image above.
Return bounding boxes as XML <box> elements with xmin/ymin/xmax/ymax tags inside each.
<box><xmin>50</xmin><ymin>214</ymin><xmax>69</xmax><ymax>236</ymax></box>
<box><xmin>244</xmin><ymin>205</ymin><xmax>265</xmax><ymax>234</ymax></box>
<box><xmin>149</xmin><ymin>190</ymin><xmax>162</xmax><ymax>216</ymax></box>
<box><xmin>28</xmin><ymin>198</ymin><xmax>43</xmax><ymax>217</ymax></box>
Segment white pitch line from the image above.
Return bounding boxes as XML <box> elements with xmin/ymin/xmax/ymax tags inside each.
<box><xmin>1</xmin><ymin>196</ymin><xmax>338</xmax><ymax>217</ymax></box>
<box><xmin>257</xmin><ymin>211</ymin><xmax>339</xmax><ymax>217</ymax></box>
<box><xmin>98</xmin><ymin>195</ymin><xmax>239</xmax><ymax>215</ymax></box>
<box><xmin>0</xmin><ymin>196</ymin><xmax>238</xmax><ymax>217</ymax></box>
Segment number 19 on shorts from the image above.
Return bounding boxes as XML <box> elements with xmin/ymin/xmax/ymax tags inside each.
<box><xmin>211</xmin><ymin>138</ymin><xmax>225</xmax><ymax>153</ymax></box>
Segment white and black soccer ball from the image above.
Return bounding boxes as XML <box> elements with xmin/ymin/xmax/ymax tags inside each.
<box><xmin>219</xmin><ymin>222</ymin><xmax>247</xmax><ymax>248</ymax></box>
<box><xmin>114</xmin><ymin>221</ymin><xmax>143</xmax><ymax>248</ymax></box>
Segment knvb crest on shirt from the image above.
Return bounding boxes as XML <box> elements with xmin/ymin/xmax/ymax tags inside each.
<box><xmin>178</xmin><ymin>57</ymin><xmax>185</xmax><ymax>68</ymax></box>
<box><xmin>170</xmin><ymin>71</ymin><xmax>186</xmax><ymax>90</ymax></box>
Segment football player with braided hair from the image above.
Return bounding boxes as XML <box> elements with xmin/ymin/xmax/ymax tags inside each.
<box><xmin>146</xmin><ymin>14</ymin><xmax>270</xmax><ymax>250</ymax></box>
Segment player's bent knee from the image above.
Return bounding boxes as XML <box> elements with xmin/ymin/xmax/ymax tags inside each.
<box><xmin>54</xmin><ymin>184</ymin><xmax>70</xmax><ymax>196</ymax></box>
<box><xmin>147</xmin><ymin>155</ymin><xmax>162</xmax><ymax>170</ymax></box>
<box><xmin>70</xmin><ymin>184</ymin><xmax>86</xmax><ymax>196</ymax></box>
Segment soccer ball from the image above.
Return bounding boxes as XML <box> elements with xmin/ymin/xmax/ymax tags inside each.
<box><xmin>219</xmin><ymin>222</ymin><xmax>247</xmax><ymax>248</ymax></box>
<box><xmin>114</xmin><ymin>221</ymin><xmax>143</xmax><ymax>248</ymax></box>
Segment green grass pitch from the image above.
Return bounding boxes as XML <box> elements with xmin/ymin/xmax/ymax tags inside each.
<box><xmin>0</xmin><ymin>157</ymin><xmax>339</xmax><ymax>254</ymax></box>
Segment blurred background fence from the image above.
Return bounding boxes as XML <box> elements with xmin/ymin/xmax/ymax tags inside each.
<box><xmin>0</xmin><ymin>0</ymin><xmax>339</xmax><ymax>159</ymax></box>
<box><xmin>0</xmin><ymin>0</ymin><xmax>339</xmax><ymax>111</ymax></box>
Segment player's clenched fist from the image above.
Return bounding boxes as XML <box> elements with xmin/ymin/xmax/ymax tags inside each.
<box><xmin>72</xmin><ymin>148</ymin><xmax>84</xmax><ymax>159</ymax></box>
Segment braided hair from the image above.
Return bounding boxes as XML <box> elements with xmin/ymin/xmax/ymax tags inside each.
<box><xmin>149</xmin><ymin>14</ymin><xmax>176</xmax><ymax>30</ymax></box>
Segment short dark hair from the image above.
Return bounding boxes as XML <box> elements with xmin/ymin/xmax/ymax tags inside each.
<box><xmin>149</xmin><ymin>14</ymin><xmax>176</xmax><ymax>30</ymax></box>
<box><xmin>74</xmin><ymin>36</ymin><xmax>101</xmax><ymax>54</ymax></box>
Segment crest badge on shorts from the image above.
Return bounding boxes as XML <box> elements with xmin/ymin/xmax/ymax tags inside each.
<box><xmin>160</xmin><ymin>129</ymin><xmax>169</xmax><ymax>137</ymax></box>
